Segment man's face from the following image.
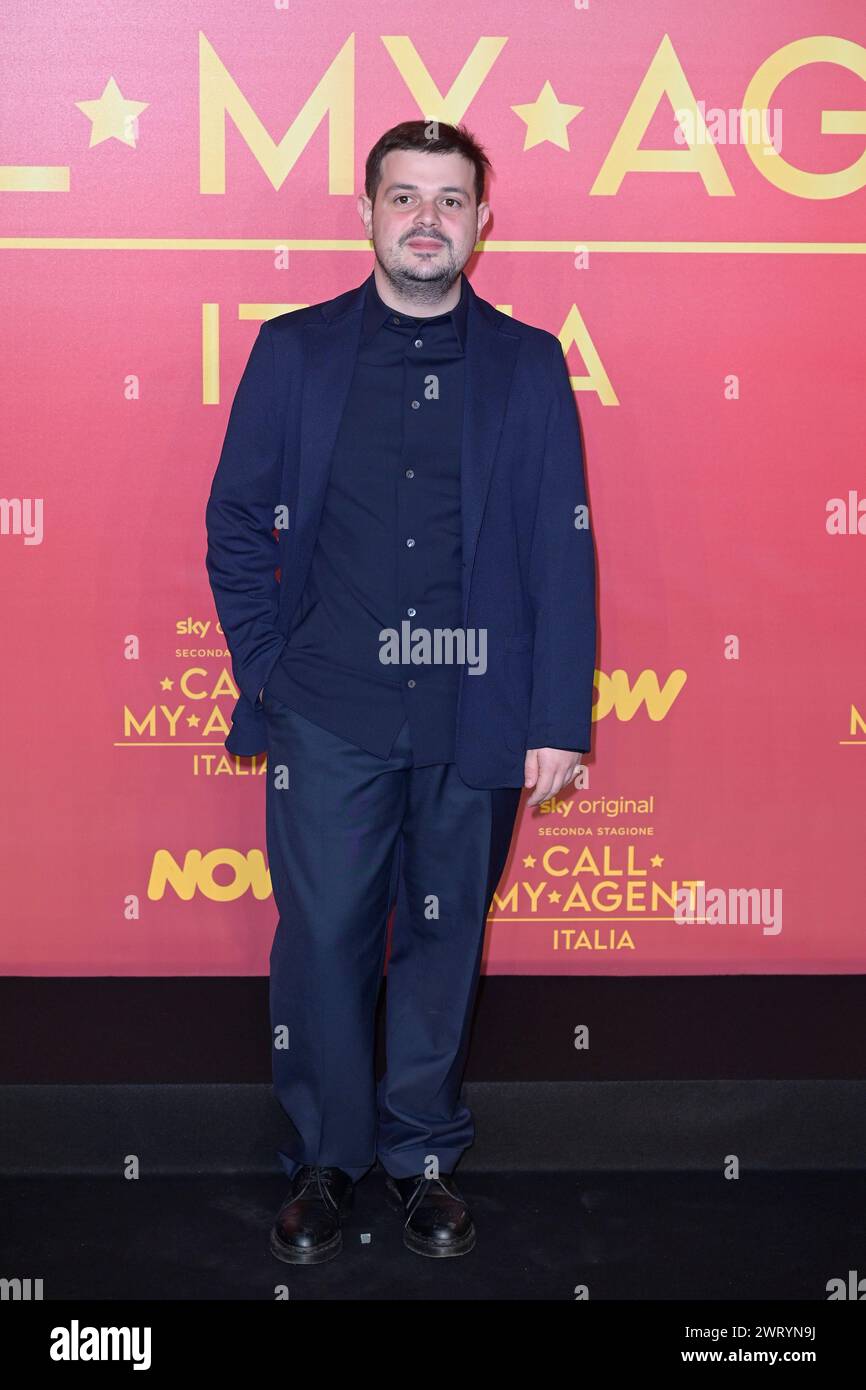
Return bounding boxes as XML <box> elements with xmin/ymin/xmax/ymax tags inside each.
<box><xmin>358</xmin><ymin>147</ymin><xmax>490</xmax><ymax>299</ymax></box>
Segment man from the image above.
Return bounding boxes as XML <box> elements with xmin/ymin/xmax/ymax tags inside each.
<box><xmin>205</xmin><ymin>120</ymin><xmax>596</xmax><ymax>1264</ymax></box>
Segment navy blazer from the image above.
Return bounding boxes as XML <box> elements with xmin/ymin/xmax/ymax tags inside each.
<box><xmin>205</xmin><ymin>273</ymin><xmax>597</xmax><ymax>789</ymax></box>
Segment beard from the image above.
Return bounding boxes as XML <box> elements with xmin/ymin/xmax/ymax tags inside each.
<box><xmin>374</xmin><ymin>235</ymin><xmax>462</xmax><ymax>306</ymax></box>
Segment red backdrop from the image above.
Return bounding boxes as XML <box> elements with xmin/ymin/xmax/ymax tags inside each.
<box><xmin>2</xmin><ymin>0</ymin><xmax>865</xmax><ymax>975</ymax></box>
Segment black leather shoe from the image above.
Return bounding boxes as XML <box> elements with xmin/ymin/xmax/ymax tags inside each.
<box><xmin>269</xmin><ymin>1165</ymin><xmax>354</xmax><ymax>1265</ymax></box>
<box><xmin>384</xmin><ymin>1171</ymin><xmax>476</xmax><ymax>1257</ymax></box>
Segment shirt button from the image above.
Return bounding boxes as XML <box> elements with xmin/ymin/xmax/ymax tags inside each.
<box><xmin>407</xmin><ymin>607</ymin><xmax>416</xmax><ymax>617</ymax></box>
<box><xmin>414</xmin><ymin>338</ymin><xmax>423</xmax><ymax>348</ymax></box>
<box><xmin>406</xmin><ymin>538</ymin><xmax>415</xmax><ymax>547</ymax></box>
<box><xmin>405</xmin><ymin>468</ymin><xmax>414</xmax><ymax>478</ymax></box>
<box><xmin>407</xmin><ymin>679</ymin><xmax>416</xmax><ymax>688</ymax></box>
<box><xmin>410</xmin><ymin>400</ymin><xmax>420</xmax><ymax>409</ymax></box>
<box><xmin>392</xmin><ymin>315</ymin><xmax>401</xmax><ymax>324</ymax></box>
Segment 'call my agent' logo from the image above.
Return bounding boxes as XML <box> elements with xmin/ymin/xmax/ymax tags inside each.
<box><xmin>379</xmin><ymin>621</ymin><xmax>487</xmax><ymax>674</ymax></box>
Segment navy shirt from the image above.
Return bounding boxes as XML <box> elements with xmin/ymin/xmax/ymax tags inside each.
<box><xmin>265</xmin><ymin>271</ymin><xmax>468</xmax><ymax>764</ymax></box>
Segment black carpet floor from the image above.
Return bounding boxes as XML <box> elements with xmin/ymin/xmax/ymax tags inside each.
<box><xmin>3</xmin><ymin>1169</ymin><xmax>864</xmax><ymax>1301</ymax></box>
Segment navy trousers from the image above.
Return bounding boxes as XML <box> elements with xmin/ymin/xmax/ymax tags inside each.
<box><xmin>262</xmin><ymin>690</ymin><xmax>522</xmax><ymax>1182</ymax></box>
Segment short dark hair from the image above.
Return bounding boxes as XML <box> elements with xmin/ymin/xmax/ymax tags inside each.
<box><xmin>365</xmin><ymin>119</ymin><xmax>492</xmax><ymax>207</ymax></box>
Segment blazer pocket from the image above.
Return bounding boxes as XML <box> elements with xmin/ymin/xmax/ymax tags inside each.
<box><xmin>504</xmin><ymin>650</ymin><xmax>531</xmax><ymax>752</ymax></box>
<box><xmin>504</xmin><ymin>648</ymin><xmax>531</xmax><ymax>716</ymax></box>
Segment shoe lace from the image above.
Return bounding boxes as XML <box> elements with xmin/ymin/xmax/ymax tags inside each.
<box><xmin>296</xmin><ymin>1164</ymin><xmax>343</xmax><ymax>1210</ymax></box>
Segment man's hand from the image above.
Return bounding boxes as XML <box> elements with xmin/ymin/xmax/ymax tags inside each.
<box><xmin>524</xmin><ymin>747</ymin><xmax>583</xmax><ymax>808</ymax></box>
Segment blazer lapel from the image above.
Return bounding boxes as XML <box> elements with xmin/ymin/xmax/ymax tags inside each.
<box><xmin>293</xmin><ymin>281</ymin><xmax>367</xmax><ymax>592</ymax></box>
<box><xmin>459</xmin><ymin>278</ymin><xmax>519</xmax><ymax>625</ymax></box>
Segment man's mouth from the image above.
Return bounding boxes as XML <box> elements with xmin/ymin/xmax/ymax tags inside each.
<box><xmin>406</xmin><ymin>236</ymin><xmax>445</xmax><ymax>251</ymax></box>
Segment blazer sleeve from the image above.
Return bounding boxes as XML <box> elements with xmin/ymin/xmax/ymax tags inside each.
<box><xmin>525</xmin><ymin>334</ymin><xmax>597</xmax><ymax>753</ymax></box>
<box><xmin>205</xmin><ymin>320</ymin><xmax>287</xmax><ymax>710</ymax></box>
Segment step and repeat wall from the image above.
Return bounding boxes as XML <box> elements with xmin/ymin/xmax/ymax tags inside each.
<box><xmin>2</xmin><ymin>1</ymin><xmax>864</xmax><ymax>976</ymax></box>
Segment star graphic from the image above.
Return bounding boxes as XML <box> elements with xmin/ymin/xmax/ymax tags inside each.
<box><xmin>522</xmin><ymin>854</ymin><xmax>537</xmax><ymax>868</ymax></box>
<box><xmin>160</xmin><ymin>677</ymin><xmax>174</xmax><ymax>691</ymax></box>
<box><xmin>650</xmin><ymin>855</ymin><xmax>664</xmax><ymax>867</ymax></box>
<box><xmin>512</xmin><ymin>80</ymin><xmax>583</xmax><ymax>151</ymax></box>
<box><xmin>187</xmin><ymin>714</ymin><xmax>200</xmax><ymax>728</ymax></box>
<box><xmin>76</xmin><ymin>77</ymin><xmax>149</xmax><ymax>148</ymax></box>
<box><xmin>548</xmin><ymin>890</ymin><xmax>562</xmax><ymax>903</ymax></box>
